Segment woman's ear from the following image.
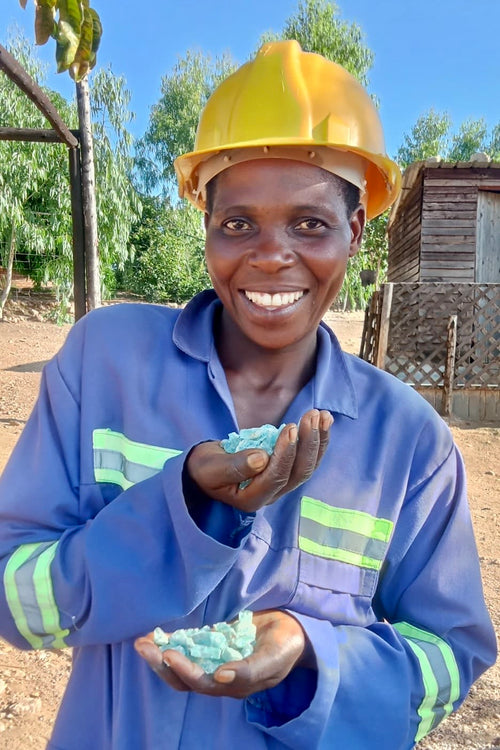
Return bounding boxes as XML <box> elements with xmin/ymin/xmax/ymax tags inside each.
<box><xmin>348</xmin><ymin>204</ymin><xmax>366</xmax><ymax>258</ymax></box>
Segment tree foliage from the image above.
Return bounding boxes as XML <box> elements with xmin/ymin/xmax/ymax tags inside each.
<box><xmin>135</xmin><ymin>50</ymin><xmax>237</xmax><ymax>197</ymax></box>
<box><xmin>90</xmin><ymin>67</ymin><xmax>142</xmax><ymax>296</ymax></box>
<box><xmin>259</xmin><ymin>0</ymin><xmax>373</xmax><ymax>85</ymax></box>
<box><xmin>0</xmin><ymin>33</ymin><xmax>140</xmax><ymax>316</ymax></box>
<box><xmin>122</xmin><ymin>197</ymin><xmax>208</xmax><ymax>304</ymax></box>
<box><xmin>397</xmin><ymin>109</ymin><xmax>499</xmax><ymax>167</ymax></box>
<box><xmin>0</xmin><ymin>35</ymin><xmax>74</xmax><ymax>318</ymax></box>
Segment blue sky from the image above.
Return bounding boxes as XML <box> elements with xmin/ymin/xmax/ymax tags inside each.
<box><xmin>1</xmin><ymin>0</ymin><xmax>499</xmax><ymax>158</ymax></box>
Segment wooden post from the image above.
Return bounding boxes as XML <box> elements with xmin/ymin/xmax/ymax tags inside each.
<box><xmin>442</xmin><ymin>315</ymin><xmax>458</xmax><ymax>418</ymax></box>
<box><xmin>375</xmin><ymin>283</ymin><xmax>393</xmax><ymax>370</ymax></box>
<box><xmin>76</xmin><ymin>77</ymin><xmax>101</xmax><ymax>310</ymax></box>
<box><xmin>68</xmin><ymin>146</ymin><xmax>87</xmax><ymax>321</ymax></box>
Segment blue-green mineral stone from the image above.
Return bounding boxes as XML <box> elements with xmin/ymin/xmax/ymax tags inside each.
<box><xmin>221</xmin><ymin>424</ymin><xmax>285</xmax><ymax>455</ymax></box>
<box><xmin>153</xmin><ymin>611</ymin><xmax>257</xmax><ymax>674</ymax></box>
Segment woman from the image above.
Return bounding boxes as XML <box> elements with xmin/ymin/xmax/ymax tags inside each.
<box><xmin>0</xmin><ymin>41</ymin><xmax>495</xmax><ymax>749</ymax></box>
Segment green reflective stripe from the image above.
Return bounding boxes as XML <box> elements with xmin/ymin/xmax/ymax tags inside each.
<box><xmin>404</xmin><ymin>638</ymin><xmax>439</xmax><ymax>740</ymax></box>
<box><xmin>4</xmin><ymin>542</ymin><xmax>69</xmax><ymax>649</ymax></box>
<box><xmin>395</xmin><ymin>622</ymin><xmax>460</xmax><ymax>742</ymax></box>
<box><xmin>300</xmin><ymin>496</ymin><xmax>393</xmax><ymax>542</ymax></box>
<box><xmin>299</xmin><ymin>497</ymin><xmax>393</xmax><ymax>570</ymax></box>
<box><xmin>93</xmin><ymin>429</ymin><xmax>182</xmax><ymax>489</ymax></box>
<box><xmin>4</xmin><ymin>544</ymin><xmax>45</xmax><ymax>649</ymax></box>
<box><xmin>298</xmin><ymin>535</ymin><xmax>383</xmax><ymax>570</ymax></box>
<box><xmin>33</xmin><ymin>545</ymin><xmax>70</xmax><ymax>649</ymax></box>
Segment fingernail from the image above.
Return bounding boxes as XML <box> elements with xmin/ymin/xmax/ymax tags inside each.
<box><xmin>247</xmin><ymin>452</ymin><xmax>267</xmax><ymax>470</ymax></box>
<box><xmin>311</xmin><ymin>412</ymin><xmax>320</xmax><ymax>430</ymax></box>
<box><xmin>135</xmin><ymin>643</ymin><xmax>156</xmax><ymax>661</ymax></box>
<box><xmin>215</xmin><ymin>669</ymin><xmax>236</xmax><ymax>683</ymax></box>
<box><xmin>321</xmin><ymin>412</ymin><xmax>334</xmax><ymax>430</ymax></box>
<box><xmin>288</xmin><ymin>425</ymin><xmax>298</xmax><ymax>444</ymax></box>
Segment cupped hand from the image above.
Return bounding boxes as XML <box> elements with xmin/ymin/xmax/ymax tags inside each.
<box><xmin>186</xmin><ymin>409</ymin><xmax>333</xmax><ymax>512</ymax></box>
<box><xmin>134</xmin><ymin>610</ymin><xmax>308</xmax><ymax>699</ymax></box>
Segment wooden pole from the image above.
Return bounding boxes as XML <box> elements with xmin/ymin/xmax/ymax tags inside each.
<box><xmin>0</xmin><ymin>45</ymin><xmax>78</xmax><ymax>149</ymax></box>
<box><xmin>68</xmin><ymin>147</ymin><xmax>87</xmax><ymax>320</ymax></box>
<box><xmin>76</xmin><ymin>77</ymin><xmax>101</xmax><ymax>310</ymax></box>
<box><xmin>442</xmin><ymin>315</ymin><xmax>458</xmax><ymax>418</ymax></box>
<box><xmin>375</xmin><ymin>283</ymin><xmax>393</xmax><ymax>370</ymax></box>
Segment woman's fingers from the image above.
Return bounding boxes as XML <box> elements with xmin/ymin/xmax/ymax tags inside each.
<box><xmin>185</xmin><ymin>410</ymin><xmax>333</xmax><ymax>511</ymax></box>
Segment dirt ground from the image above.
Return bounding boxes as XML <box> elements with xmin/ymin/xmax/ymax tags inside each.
<box><xmin>0</xmin><ymin>293</ymin><xmax>498</xmax><ymax>749</ymax></box>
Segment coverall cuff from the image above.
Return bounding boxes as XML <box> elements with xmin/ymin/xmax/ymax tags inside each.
<box><xmin>246</xmin><ymin>613</ymin><xmax>339</xmax><ymax>745</ymax></box>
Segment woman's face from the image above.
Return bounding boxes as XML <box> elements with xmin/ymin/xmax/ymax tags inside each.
<box><xmin>204</xmin><ymin>159</ymin><xmax>365</xmax><ymax>354</ymax></box>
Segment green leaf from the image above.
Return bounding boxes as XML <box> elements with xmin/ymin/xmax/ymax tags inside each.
<box><xmin>70</xmin><ymin>7</ymin><xmax>93</xmax><ymax>81</ymax></box>
<box><xmin>57</xmin><ymin>0</ymin><xmax>83</xmax><ymax>38</ymax></box>
<box><xmin>55</xmin><ymin>19</ymin><xmax>80</xmax><ymax>73</ymax></box>
<box><xmin>89</xmin><ymin>8</ymin><xmax>102</xmax><ymax>63</ymax></box>
<box><xmin>35</xmin><ymin>2</ymin><xmax>57</xmax><ymax>45</ymax></box>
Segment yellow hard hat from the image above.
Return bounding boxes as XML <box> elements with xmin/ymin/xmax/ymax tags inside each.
<box><xmin>174</xmin><ymin>40</ymin><xmax>401</xmax><ymax>220</ymax></box>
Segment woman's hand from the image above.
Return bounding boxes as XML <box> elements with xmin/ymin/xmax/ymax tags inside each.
<box><xmin>186</xmin><ymin>409</ymin><xmax>333</xmax><ymax>513</ymax></box>
<box><xmin>134</xmin><ymin>610</ymin><xmax>309</xmax><ymax>699</ymax></box>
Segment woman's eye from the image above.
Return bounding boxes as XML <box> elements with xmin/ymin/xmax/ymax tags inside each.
<box><xmin>295</xmin><ymin>218</ymin><xmax>325</xmax><ymax>231</ymax></box>
<box><xmin>223</xmin><ymin>218</ymin><xmax>251</xmax><ymax>232</ymax></box>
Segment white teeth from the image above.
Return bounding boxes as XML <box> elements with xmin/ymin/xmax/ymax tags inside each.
<box><xmin>244</xmin><ymin>290</ymin><xmax>304</xmax><ymax>307</ymax></box>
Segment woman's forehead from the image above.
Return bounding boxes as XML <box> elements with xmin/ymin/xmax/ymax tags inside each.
<box><xmin>211</xmin><ymin>159</ymin><xmax>344</xmax><ymax>203</ymax></box>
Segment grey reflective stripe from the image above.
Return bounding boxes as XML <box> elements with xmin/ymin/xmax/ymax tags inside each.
<box><xmin>299</xmin><ymin>516</ymin><xmax>388</xmax><ymax>562</ymax></box>
<box><xmin>93</xmin><ymin>429</ymin><xmax>182</xmax><ymax>490</ymax></box>
<box><xmin>4</xmin><ymin>541</ymin><xmax>70</xmax><ymax>649</ymax></box>
<box><xmin>93</xmin><ymin>449</ymin><xmax>164</xmax><ymax>487</ymax></box>
<box><xmin>394</xmin><ymin>621</ymin><xmax>460</xmax><ymax>741</ymax></box>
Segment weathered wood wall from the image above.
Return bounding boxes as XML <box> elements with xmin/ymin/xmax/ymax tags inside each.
<box><xmin>387</xmin><ymin>171</ymin><xmax>423</xmax><ymax>281</ymax></box>
<box><xmin>421</xmin><ymin>168</ymin><xmax>491</xmax><ymax>281</ymax></box>
<box><xmin>387</xmin><ymin>163</ymin><xmax>500</xmax><ymax>284</ymax></box>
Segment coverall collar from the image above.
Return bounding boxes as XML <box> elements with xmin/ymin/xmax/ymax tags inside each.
<box><xmin>173</xmin><ymin>289</ymin><xmax>358</xmax><ymax>420</ymax></box>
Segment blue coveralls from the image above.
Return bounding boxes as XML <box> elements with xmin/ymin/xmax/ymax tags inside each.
<box><xmin>0</xmin><ymin>290</ymin><xmax>496</xmax><ymax>749</ymax></box>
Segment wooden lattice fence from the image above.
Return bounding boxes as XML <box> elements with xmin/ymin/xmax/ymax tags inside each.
<box><xmin>360</xmin><ymin>282</ymin><xmax>500</xmax><ymax>420</ymax></box>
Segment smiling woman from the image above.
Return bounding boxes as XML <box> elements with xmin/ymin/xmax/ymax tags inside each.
<box><xmin>0</xmin><ymin>39</ymin><xmax>495</xmax><ymax>750</ymax></box>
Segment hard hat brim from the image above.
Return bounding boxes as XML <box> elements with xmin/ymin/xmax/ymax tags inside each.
<box><xmin>175</xmin><ymin>141</ymin><xmax>401</xmax><ymax>220</ymax></box>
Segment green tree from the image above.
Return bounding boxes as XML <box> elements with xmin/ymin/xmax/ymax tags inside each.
<box><xmin>0</xmin><ymin>34</ymin><xmax>140</xmax><ymax>317</ymax></box>
<box><xmin>397</xmin><ymin>110</ymin><xmax>499</xmax><ymax>166</ymax></box>
<box><xmin>0</xmin><ymin>35</ymin><xmax>75</xmax><ymax>319</ymax></box>
<box><xmin>20</xmin><ymin>0</ymin><xmax>104</xmax><ymax>308</ymax></box>
<box><xmin>123</xmin><ymin>197</ymin><xmax>209</xmax><ymax>304</ymax></box>
<box><xmin>396</xmin><ymin>109</ymin><xmax>452</xmax><ymax>168</ymax></box>
<box><xmin>130</xmin><ymin>50</ymin><xmax>236</xmax><ymax>304</ymax></box>
<box><xmin>135</xmin><ymin>50</ymin><xmax>237</xmax><ymax>197</ymax></box>
<box><xmin>447</xmin><ymin>118</ymin><xmax>489</xmax><ymax>162</ymax></box>
<box><xmin>259</xmin><ymin>0</ymin><xmax>373</xmax><ymax>85</ymax></box>
<box><xmin>90</xmin><ymin>67</ymin><xmax>142</xmax><ymax>296</ymax></box>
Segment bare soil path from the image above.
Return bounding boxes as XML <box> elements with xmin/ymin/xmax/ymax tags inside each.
<box><xmin>0</xmin><ymin>297</ymin><xmax>498</xmax><ymax>749</ymax></box>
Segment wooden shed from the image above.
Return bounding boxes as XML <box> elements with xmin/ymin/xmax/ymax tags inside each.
<box><xmin>386</xmin><ymin>157</ymin><xmax>500</xmax><ymax>283</ymax></box>
<box><xmin>360</xmin><ymin>158</ymin><xmax>500</xmax><ymax>422</ymax></box>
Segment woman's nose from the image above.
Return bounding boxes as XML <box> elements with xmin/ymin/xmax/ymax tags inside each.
<box><xmin>247</xmin><ymin>230</ymin><xmax>296</xmax><ymax>271</ymax></box>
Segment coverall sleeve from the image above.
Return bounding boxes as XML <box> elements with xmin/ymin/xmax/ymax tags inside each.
<box><xmin>0</xmin><ymin>327</ymin><xmax>243</xmax><ymax>650</ymax></box>
<box><xmin>245</xmin><ymin>443</ymin><xmax>497</xmax><ymax>749</ymax></box>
